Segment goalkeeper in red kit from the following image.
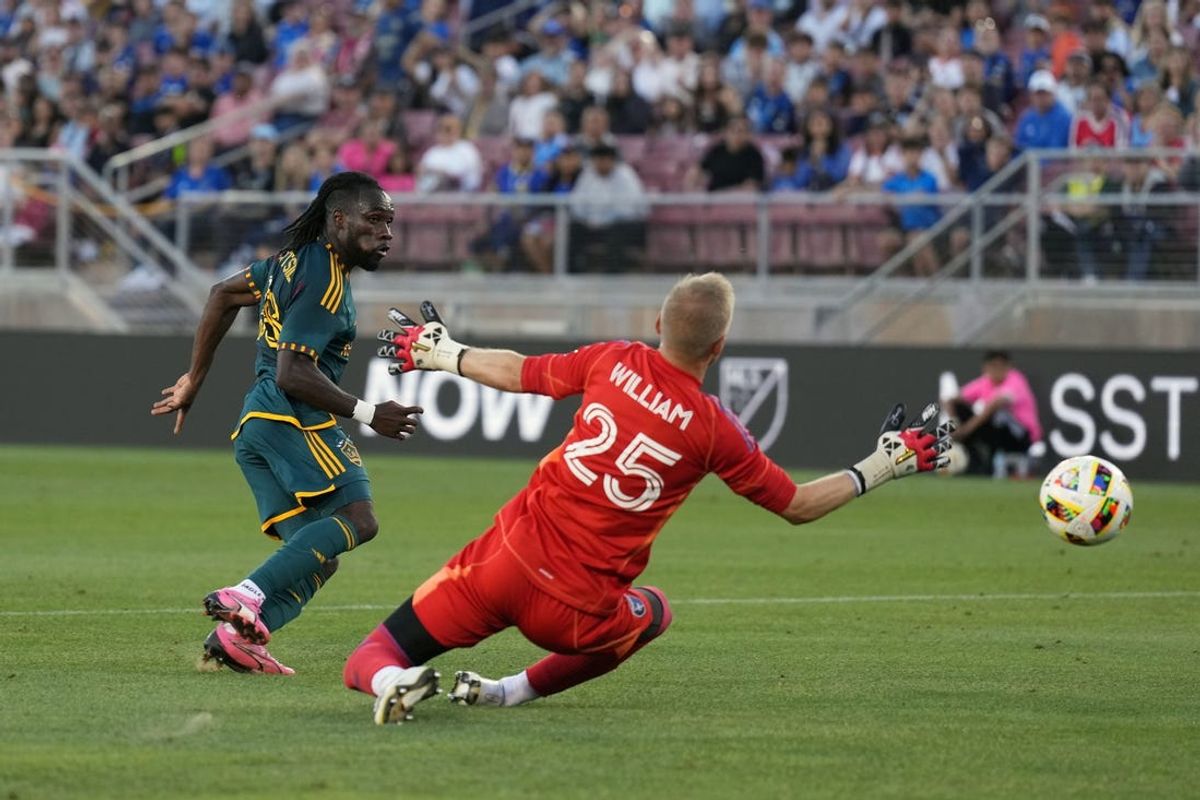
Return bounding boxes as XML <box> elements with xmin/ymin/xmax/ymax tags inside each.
<box><xmin>343</xmin><ymin>273</ymin><xmax>954</xmax><ymax>724</ymax></box>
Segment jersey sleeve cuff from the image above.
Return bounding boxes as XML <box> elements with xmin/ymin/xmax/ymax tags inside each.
<box><xmin>244</xmin><ymin>269</ymin><xmax>262</xmax><ymax>300</ymax></box>
<box><xmin>279</xmin><ymin>342</ymin><xmax>319</xmax><ymax>360</ymax></box>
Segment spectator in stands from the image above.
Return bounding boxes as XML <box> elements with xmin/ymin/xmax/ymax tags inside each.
<box><xmin>568</xmin><ymin>141</ymin><xmax>647</xmax><ymax>273</ymax></box>
<box><xmin>373</xmin><ymin>0</ymin><xmax>419</xmax><ymax>88</ymax></box>
<box><xmin>880</xmin><ymin>137</ymin><xmax>940</xmax><ymax>276</ymax></box>
<box><xmin>18</xmin><ymin>94</ymin><xmax>56</xmax><ymax>147</ymax></box>
<box><xmin>655</xmin><ymin>95</ymin><xmax>694</xmax><ymax>135</ymax></box>
<box><xmin>463</xmin><ymin>64</ymin><xmax>511</xmax><ymax>138</ymax></box>
<box><xmin>1071</xmin><ymin>81</ymin><xmax>1130</xmax><ymax>148</ymax></box>
<box><xmin>508</xmin><ymin>70</ymin><xmax>557</xmax><ymax>141</ymax></box>
<box><xmin>957</xmin><ymin>116</ymin><xmax>995</xmax><ymax>190</ymax></box>
<box><xmin>943</xmin><ymin>350</ymin><xmax>1043</xmax><ymax>477</ymax></box>
<box><xmin>1130</xmin><ymin>27</ymin><xmax>1171</xmax><ymax>84</ymax></box>
<box><xmin>770</xmin><ymin>147</ymin><xmax>803</xmax><ymax>191</ymax></box>
<box><xmin>165</xmin><ymin>136</ymin><xmax>231</xmax><ymax>199</ymax></box>
<box><xmin>471</xmin><ymin>136</ymin><xmax>548</xmax><ymax>271</ymax></box>
<box><xmin>337</xmin><ymin>119</ymin><xmax>396</xmax><ymax>179</ymax></box>
<box><xmin>52</xmin><ymin>89</ymin><xmax>90</xmax><ymax>160</ymax></box>
<box><xmin>606</xmin><ymin>69</ymin><xmax>654</xmax><ymax>134</ymax></box>
<box><xmin>1149</xmin><ymin>103</ymin><xmax>1187</xmax><ymax>180</ymax></box>
<box><xmin>557</xmin><ymin>60</ymin><xmax>594</xmax><ymax>133</ymax></box>
<box><xmin>1048</xmin><ymin>12</ymin><xmax>1083</xmax><ymax>78</ymax></box>
<box><xmin>521</xmin><ymin>20</ymin><xmax>575</xmax><ymax>87</ymax></box>
<box><xmin>226</xmin><ymin>0</ymin><xmax>268</xmax><ymax>65</ymax></box>
<box><xmin>1102</xmin><ymin>156</ymin><xmax>1171</xmax><ymax>281</ymax></box>
<box><xmin>1161</xmin><ymin>47</ymin><xmax>1197</xmax><ymax>117</ymax></box>
<box><xmin>270</xmin><ymin>42</ymin><xmax>330</xmax><ymax>132</ymax></box>
<box><xmin>796</xmin><ymin>0</ymin><xmax>847</xmax><ymax>54</ymax></box>
<box><xmin>694</xmin><ymin>56</ymin><xmax>741</xmax><ymax>133</ymax></box>
<box><xmin>657</xmin><ymin>23</ymin><xmax>700</xmax><ymax>101</ymax></box>
<box><xmin>870</xmin><ymin>0</ymin><xmax>913</xmax><ymax>63</ymax></box>
<box><xmin>973</xmin><ymin>18</ymin><xmax>1015</xmax><ymax>113</ymax></box>
<box><xmin>1096</xmin><ymin>52</ymin><xmax>1133</xmax><ymax>111</ymax></box>
<box><xmin>928</xmin><ymin>27</ymin><xmax>965</xmax><ymax>90</ymax></box>
<box><xmin>1045</xmin><ymin>154</ymin><xmax>1108</xmax><ymax>280</ymax></box>
<box><xmin>1129</xmin><ymin>81</ymin><xmax>1163</xmax><ymax>146</ymax></box>
<box><xmin>312</xmin><ymin>77</ymin><xmax>366</xmax><ymax>145</ymax></box>
<box><xmin>1090</xmin><ymin>0</ymin><xmax>1132</xmax><ymax>61</ymax></box>
<box><xmin>533</xmin><ymin>109</ymin><xmax>569</xmax><ymax>167</ymax></box>
<box><xmin>86</xmin><ymin>103</ymin><xmax>129</xmax><ymax>176</ymax></box>
<box><xmin>333</xmin><ymin>9</ymin><xmax>373</xmax><ymax>80</ymax></box>
<box><xmin>1055</xmin><ymin>51</ymin><xmax>1091</xmax><ymax>115</ymax></box>
<box><xmin>953</xmin><ymin>84</ymin><xmax>1003</xmax><ymax>142</ymax></box>
<box><xmin>1018</xmin><ymin>14</ymin><xmax>1051</xmax><ymax>87</ymax></box>
<box><xmin>271</xmin><ymin>1</ymin><xmax>310</xmax><ymax>70</ymax></box>
<box><xmin>728</xmin><ymin>0</ymin><xmax>784</xmax><ymax>61</ymax></box>
<box><xmin>416</xmin><ymin>113</ymin><xmax>483</xmax><ymax>192</ymax></box>
<box><xmin>722</xmin><ymin>31</ymin><xmax>769</xmax><ymax>98</ymax></box>
<box><xmin>882</xmin><ymin>59</ymin><xmax>917</xmax><ymax>124</ymax></box>
<box><xmin>307</xmin><ymin>143</ymin><xmax>342</xmax><ymax>191</ymax></box>
<box><xmin>576</xmin><ymin>105</ymin><xmax>613</xmax><ymax>153</ymax></box>
<box><xmin>790</xmin><ymin>107</ymin><xmax>850</xmax><ymax>190</ymax></box>
<box><xmin>687</xmin><ymin>114</ymin><xmax>765</xmax><ymax>192</ymax></box>
<box><xmin>379</xmin><ymin>145</ymin><xmax>416</xmax><ymax>193</ymax></box>
<box><xmin>1015</xmin><ymin>71</ymin><xmax>1072</xmax><ymax>150</ymax></box>
<box><xmin>950</xmin><ymin>133</ymin><xmax>1019</xmax><ymax>268</ymax></box>
<box><xmin>305</xmin><ymin>5</ymin><xmax>339</xmax><ymax>66</ymax></box>
<box><xmin>274</xmin><ymin>142</ymin><xmax>311</xmax><ymax>191</ymax></box>
<box><xmin>844</xmin><ymin>81</ymin><xmax>883</xmax><ymax>137</ymax></box>
<box><xmin>746</xmin><ymin>58</ymin><xmax>795</xmax><ymax>134</ymax></box>
<box><xmin>520</xmin><ymin>143</ymin><xmax>584</xmax><ymax>273</ymax></box>
<box><xmin>817</xmin><ymin>40</ymin><xmax>851</xmax><ymax>105</ymax></box>
<box><xmin>841</xmin><ymin>112</ymin><xmax>902</xmax><ymax>190</ymax></box>
<box><xmin>783</xmin><ymin>31</ymin><xmax>819</xmax><ymax>106</ymax></box>
<box><xmin>211</xmin><ymin>65</ymin><xmax>264</xmax><ymax>152</ymax></box>
<box><xmin>1130</xmin><ymin>0</ymin><xmax>1183</xmax><ymax>64</ymax></box>
<box><xmin>426</xmin><ymin>45</ymin><xmax>480</xmax><ymax>118</ymax></box>
<box><xmin>843</xmin><ymin>0</ymin><xmax>888</xmax><ymax>52</ymax></box>
<box><xmin>233</xmin><ymin>123</ymin><xmax>278</xmax><ymax>191</ymax></box>
<box><xmin>922</xmin><ymin>116</ymin><xmax>959</xmax><ymax>190</ymax></box>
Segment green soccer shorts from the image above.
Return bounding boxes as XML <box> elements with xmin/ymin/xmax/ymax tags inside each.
<box><xmin>233</xmin><ymin>417</ymin><xmax>372</xmax><ymax>540</ymax></box>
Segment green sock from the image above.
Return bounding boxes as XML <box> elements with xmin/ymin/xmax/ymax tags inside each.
<box><xmin>260</xmin><ymin>567</ymin><xmax>332</xmax><ymax>632</ymax></box>
<box><xmin>248</xmin><ymin>515</ymin><xmax>357</xmax><ymax>598</ymax></box>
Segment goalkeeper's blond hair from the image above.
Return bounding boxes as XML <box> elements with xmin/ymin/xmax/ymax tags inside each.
<box><xmin>659</xmin><ymin>272</ymin><xmax>735</xmax><ymax>362</ymax></box>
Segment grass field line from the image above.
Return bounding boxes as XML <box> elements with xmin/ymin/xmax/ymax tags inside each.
<box><xmin>2</xmin><ymin>590</ymin><xmax>1198</xmax><ymax>618</ymax></box>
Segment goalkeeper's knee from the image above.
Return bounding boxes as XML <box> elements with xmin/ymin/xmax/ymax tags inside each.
<box><xmin>632</xmin><ymin>586</ymin><xmax>673</xmax><ymax>644</ymax></box>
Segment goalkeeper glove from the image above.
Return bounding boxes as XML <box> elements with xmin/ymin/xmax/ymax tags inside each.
<box><xmin>846</xmin><ymin>402</ymin><xmax>955</xmax><ymax>496</ymax></box>
<box><xmin>376</xmin><ymin>301</ymin><xmax>468</xmax><ymax>376</ymax></box>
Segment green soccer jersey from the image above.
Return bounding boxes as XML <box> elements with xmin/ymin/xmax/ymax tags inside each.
<box><xmin>232</xmin><ymin>241</ymin><xmax>357</xmax><ymax>438</ymax></box>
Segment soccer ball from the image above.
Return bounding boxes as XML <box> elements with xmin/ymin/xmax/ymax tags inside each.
<box><xmin>1039</xmin><ymin>455</ymin><xmax>1133</xmax><ymax>546</ymax></box>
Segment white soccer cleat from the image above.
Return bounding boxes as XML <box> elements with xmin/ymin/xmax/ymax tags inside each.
<box><xmin>448</xmin><ymin>670</ymin><xmax>506</xmax><ymax>707</ymax></box>
<box><xmin>372</xmin><ymin>666</ymin><xmax>441</xmax><ymax>725</ymax></box>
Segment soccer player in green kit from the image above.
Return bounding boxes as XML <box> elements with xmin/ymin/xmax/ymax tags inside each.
<box><xmin>152</xmin><ymin>172</ymin><xmax>423</xmax><ymax>674</ymax></box>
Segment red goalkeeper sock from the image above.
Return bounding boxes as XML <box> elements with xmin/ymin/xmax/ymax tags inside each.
<box><xmin>343</xmin><ymin>625</ymin><xmax>412</xmax><ymax>694</ymax></box>
<box><xmin>526</xmin><ymin>651</ymin><xmax>624</xmax><ymax>697</ymax></box>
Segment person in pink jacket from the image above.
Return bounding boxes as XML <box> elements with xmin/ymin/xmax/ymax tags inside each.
<box><xmin>944</xmin><ymin>350</ymin><xmax>1043</xmax><ymax>475</ymax></box>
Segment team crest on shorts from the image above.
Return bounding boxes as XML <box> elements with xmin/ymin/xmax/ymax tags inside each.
<box><xmin>337</xmin><ymin>437</ymin><xmax>362</xmax><ymax>466</ymax></box>
<box><xmin>625</xmin><ymin>593</ymin><xmax>647</xmax><ymax>617</ymax></box>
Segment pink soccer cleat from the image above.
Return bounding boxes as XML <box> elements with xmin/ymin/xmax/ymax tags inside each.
<box><xmin>202</xmin><ymin>623</ymin><xmax>295</xmax><ymax>676</ymax></box>
<box><xmin>203</xmin><ymin>586</ymin><xmax>271</xmax><ymax>644</ymax></box>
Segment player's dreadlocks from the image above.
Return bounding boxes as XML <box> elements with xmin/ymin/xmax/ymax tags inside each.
<box><xmin>282</xmin><ymin>171</ymin><xmax>382</xmax><ymax>250</ymax></box>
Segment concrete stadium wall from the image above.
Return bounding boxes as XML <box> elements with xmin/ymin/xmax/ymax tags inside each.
<box><xmin>2</xmin><ymin>333</ymin><xmax>1197</xmax><ymax>482</ymax></box>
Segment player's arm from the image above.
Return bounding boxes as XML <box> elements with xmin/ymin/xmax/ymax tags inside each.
<box><xmin>151</xmin><ymin>270</ymin><xmax>259</xmax><ymax>434</ymax></box>
<box><xmin>275</xmin><ymin>351</ymin><xmax>422</xmax><ymax>439</ymax></box>
<box><xmin>458</xmin><ymin>349</ymin><xmax>526</xmax><ymax>393</ymax></box>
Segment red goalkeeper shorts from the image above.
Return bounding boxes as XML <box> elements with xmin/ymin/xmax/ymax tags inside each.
<box><xmin>411</xmin><ymin>525</ymin><xmax>652</xmax><ymax>659</ymax></box>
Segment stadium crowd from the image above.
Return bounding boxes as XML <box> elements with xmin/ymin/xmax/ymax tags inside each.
<box><xmin>2</xmin><ymin>0</ymin><xmax>1200</xmax><ymax>275</ymax></box>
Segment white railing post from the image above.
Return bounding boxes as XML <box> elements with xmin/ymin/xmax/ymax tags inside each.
<box><xmin>1</xmin><ymin>159</ymin><xmax>14</xmax><ymax>275</ymax></box>
<box><xmin>1026</xmin><ymin>153</ymin><xmax>1041</xmax><ymax>282</ymax></box>
<box><xmin>553</xmin><ymin>197</ymin><xmax>569</xmax><ymax>276</ymax></box>
<box><xmin>970</xmin><ymin>198</ymin><xmax>983</xmax><ymax>281</ymax></box>
<box><xmin>756</xmin><ymin>195</ymin><xmax>770</xmax><ymax>279</ymax></box>
<box><xmin>55</xmin><ymin>159</ymin><xmax>70</xmax><ymax>276</ymax></box>
<box><xmin>175</xmin><ymin>198</ymin><xmax>190</xmax><ymax>253</ymax></box>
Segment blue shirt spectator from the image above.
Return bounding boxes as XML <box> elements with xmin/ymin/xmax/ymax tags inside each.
<box><xmin>793</xmin><ymin>143</ymin><xmax>851</xmax><ymax>189</ymax></box>
<box><xmin>165</xmin><ymin>164</ymin><xmax>232</xmax><ymax>199</ymax></box>
<box><xmin>883</xmin><ymin>166</ymin><xmax>940</xmax><ymax>231</ymax></box>
<box><xmin>746</xmin><ymin>82</ymin><xmax>795</xmax><ymax>134</ymax></box>
<box><xmin>374</xmin><ymin>0</ymin><xmax>421</xmax><ymax>84</ymax></box>
<box><xmin>1015</xmin><ymin>72</ymin><xmax>1072</xmax><ymax>150</ymax></box>
<box><xmin>495</xmin><ymin>160</ymin><xmax>548</xmax><ymax>195</ymax></box>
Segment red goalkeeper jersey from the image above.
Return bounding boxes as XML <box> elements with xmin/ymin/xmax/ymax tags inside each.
<box><xmin>494</xmin><ymin>340</ymin><xmax>797</xmax><ymax>615</ymax></box>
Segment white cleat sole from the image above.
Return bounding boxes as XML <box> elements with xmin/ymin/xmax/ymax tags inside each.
<box><xmin>372</xmin><ymin>666</ymin><xmax>441</xmax><ymax>725</ymax></box>
<box><xmin>448</xmin><ymin>671</ymin><xmax>482</xmax><ymax>705</ymax></box>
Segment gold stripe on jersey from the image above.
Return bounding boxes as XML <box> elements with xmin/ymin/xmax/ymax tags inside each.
<box><xmin>320</xmin><ymin>252</ymin><xmax>344</xmax><ymax>313</ymax></box>
<box><xmin>244</xmin><ymin>268</ymin><xmax>262</xmax><ymax>301</ymax></box>
<box><xmin>230</xmin><ymin>411</ymin><xmax>336</xmax><ymax>441</ymax></box>
<box><xmin>332</xmin><ymin>516</ymin><xmax>356</xmax><ymax>551</ymax></box>
<box><xmin>312</xmin><ymin>431</ymin><xmax>346</xmax><ymax>477</ymax></box>
<box><xmin>278</xmin><ymin>341</ymin><xmax>319</xmax><ymax>360</ymax></box>
<box><xmin>302</xmin><ymin>431</ymin><xmax>335</xmax><ymax>479</ymax></box>
<box><xmin>261</xmin><ymin>504</ymin><xmax>307</xmax><ymax>535</ymax></box>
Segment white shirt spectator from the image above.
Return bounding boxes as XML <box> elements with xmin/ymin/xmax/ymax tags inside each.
<box><xmin>928</xmin><ymin>56</ymin><xmax>965</xmax><ymax>90</ymax></box>
<box><xmin>428</xmin><ymin>64</ymin><xmax>481</xmax><ymax>118</ymax></box>
<box><xmin>508</xmin><ymin>90</ymin><xmax>559</xmax><ymax>140</ymax></box>
<box><xmin>796</xmin><ymin>2</ymin><xmax>849</xmax><ymax>54</ymax></box>
<box><xmin>921</xmin><ymin>144</ymin><xmax>959</xmax><ymax>190</ymax></box>
<box><xmin>848</xmin><ymin>145</ymin><xmax>904</xmax><ymax>185</ymax></box>
<box><xmin>569</xmin><ymin>162</ymin><xmax>648</xmax><ymax>226</ymax></box>
<box><xmin>843</xmin><ymin>2</ymin><xmax>888</xmax><ymax>50</ymax></box>
<box><xmin>417</xmin><ymin>139</ymin><xmax>484</xmax><ymax>192</ymax></box>
<box><xmin>1056</xmin><ymin>82</ymin><xmax>1087</xmax><ymax>115</ymax></box>
<box><xmin>785</xmin><ymin>60</ymin><xmax>820</xmax><ymax>105</ymax></box>
<box><xmin>270</xmin><ymin>63</ymin><xmax>331</xmax><ymax>117</ymax></box>
<box><xmin>652</xmin><ymin>52</ymin><xmax>700</xmax><ymax>101</ymax></box>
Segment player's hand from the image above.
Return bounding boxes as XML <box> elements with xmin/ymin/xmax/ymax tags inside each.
<box><xmin>848</xmin><ymin>402</ymin><xmax>955</xmax><ymax>495</ymax></box>
<box><xmin>376</xmin><ymin>301</ymin><xmax>468</xmax><ymax>376</ymax></box>
<box><xmin>151</xmin><ymin>373</ymin><xmax>199</xmax><ymax>435</ymax></box>
<box><xmin>369</xmin><ymin>401</ymin><xmax>424</xmax><ymax>440</ymax></box>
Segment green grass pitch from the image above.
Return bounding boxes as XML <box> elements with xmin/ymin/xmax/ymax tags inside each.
<box><xmin>1</xmin><ymin>445</ymin><xmax>1197</xmax><ymax>800</ymax></box>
